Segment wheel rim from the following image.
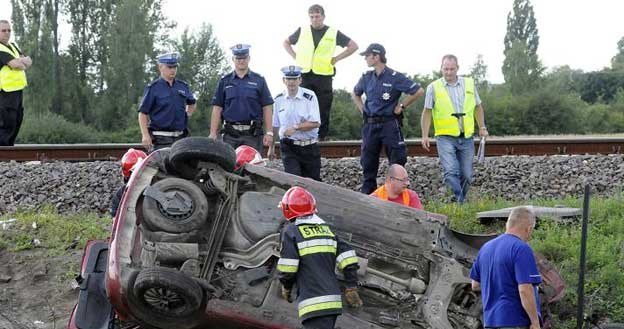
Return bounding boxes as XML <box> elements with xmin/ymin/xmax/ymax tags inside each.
<box><xmin>142</xmin><ymin>286</ymin><xmax>187</xmax><ymax>312</ymax></box>
<box><xmin>157</xmin><ymin>190</ymin><xmax>195</xmax><ymax>220</ymax></box>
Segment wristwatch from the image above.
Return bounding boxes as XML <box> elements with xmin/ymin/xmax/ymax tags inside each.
<box><xmin>399</xmin><ymin>103</ymin><xmax>405</xmax><ymax>110</ymax></box>
<box><xmin>266</xmin><ymin>131</ymin><xmax>274</xmax><ymax>136</ymax></box>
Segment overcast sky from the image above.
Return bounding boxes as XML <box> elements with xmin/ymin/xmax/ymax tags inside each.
<box><xmin>2</xmin><ymin>0</ymin><xmax>623</xmax><ymax>94</ymax></box>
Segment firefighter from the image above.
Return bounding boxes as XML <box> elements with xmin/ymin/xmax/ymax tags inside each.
<box><xmin>110</xmin><ymin>148</ymin><xmax>147</xmax><ymax>217</ymax></box>
<box><xmin>277</xmin><ymin>186</ymin><xmax>363</xmax><ymax>329</ymax></box>
<box><xmin>234</xmin><ymin>145</ymin><xmax>265</xmax><ymax>174</ymax></box>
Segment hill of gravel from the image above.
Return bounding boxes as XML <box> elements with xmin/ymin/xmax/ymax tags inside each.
<box><xmin>1</xmin><ymin>154</ymin><xmax>623</xmax><ymax>215</ymax></box>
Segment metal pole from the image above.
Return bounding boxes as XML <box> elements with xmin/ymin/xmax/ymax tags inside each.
<box><xmin>576</xmin><ymin>184</ymin><xmax>591</xmax><ymax>329</ymax></box>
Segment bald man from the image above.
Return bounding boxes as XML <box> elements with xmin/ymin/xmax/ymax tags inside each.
<box><xmin>470</xmin><ymin>207</ymin><xmax>542</xmax><ymax>329</ymax></box>
<box><xmin>370</xmin><ymin>164</ymin><xmax>423</xmax><ymax>210</ymax></box>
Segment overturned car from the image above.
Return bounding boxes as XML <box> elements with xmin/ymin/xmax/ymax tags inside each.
<box><xmin>68</xmin><ymin>137</ymin><xmax>564</xmax><ymax>329</ymax></box>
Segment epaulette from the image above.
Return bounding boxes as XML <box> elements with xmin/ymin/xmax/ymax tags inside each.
<box><xmin>146</xmin><ymin>79</ymin><xmax>159</xmax><ymax>88</ymax></box>
<box><xmin>177</xmin><ymin>79</ymin><xmax>189</xmax><ymax>86</ymax></box>
<box><xmin>275</xmin><ymin>92</ymin><xmax>284</xmax><ymax>99</ymax></box>
<box><xmin>303</xmin><ymin>92</ymin><xmax>313</xmax><ymax>100</ymax></box>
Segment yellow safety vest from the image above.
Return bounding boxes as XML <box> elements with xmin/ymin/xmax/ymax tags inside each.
<box><xmin>0</xmin><ymin>42</ymin><xmax>27</xmax><ymax>92</ymax></box>
<box><xmin>295</xmin><ymin>26</ymin><xmax>337</xmax><ymax>76</ymax></box>
<box><xmin>372</xmin><ymin>185</ymin><xmax>410</xmax><ymax>206</ymax></box>
<box><xmin>431</xmin><ymin>77</ymin><xmax>476</xmax><ymax>137</ymax></box>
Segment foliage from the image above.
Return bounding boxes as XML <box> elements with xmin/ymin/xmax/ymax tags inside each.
<box><xmin>16</xmin><ymin>112</ymin><xmax>100</xmax><ymax>143</ymax></box>
<box><xmin>502</xmin><ymin>0</ymin><xmax>543</xmax><ymax>94</ymax></box>
<box><xmin>469</xmin><ymin>54</ymin><xmax>489</xmax><ymax>92</ymax></box>
<box><xmin>426</xmin><ymin>194</ymin><xmax>624</xmax><ymax>327</ymax></box>
<box><xmin>612</xmin><ymin>36</ymin><xmax>624</xmax><ymax>71</ymax></box>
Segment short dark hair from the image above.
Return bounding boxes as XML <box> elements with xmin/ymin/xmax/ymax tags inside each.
<box><xmin>308</xmin><ymin>4</ymin><xmax>325</xmax><ymax>16</ymax></box>
<box><xmin>378</xmin><ymin>54</ymin><xmax>387</xmax><ymax>64</ymax></box>
<box><xmin>0</xmin><ymin>20</ymin><xmax>9</xmax><ymax>25</ymax></box>
<box><xmin>441</xmin><ymin>54</ymin><xmax>458</xmax><ymax>66</ymax></box>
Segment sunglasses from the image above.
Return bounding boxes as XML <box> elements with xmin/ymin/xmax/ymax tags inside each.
<box><xmin>0</xmin><ymin>29</ymin><xmax>11</xmax><ymax>33</ymax></box>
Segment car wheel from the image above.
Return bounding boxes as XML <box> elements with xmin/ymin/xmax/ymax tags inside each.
<box><xmin>142</xmin><ymin>178</ymin><xmax>208</xmax><ymax>233</ymax></box>
<box><xmin>129</xmin><ymin>267</ymin><xmax>203</xmax><ymax>328</ymax></box>
<box><xmin>169</xmin><ymin>137</ymin><xmax>236</xmax><ymax>179</ymax></box>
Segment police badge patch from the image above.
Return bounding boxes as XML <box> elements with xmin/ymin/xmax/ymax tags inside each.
<box><xmin>382</xmin><ymin>92</ymin><xmax>390</xmax><ymax>100</ymax></box>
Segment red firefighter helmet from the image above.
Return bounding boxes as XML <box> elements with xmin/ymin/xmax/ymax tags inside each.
<box><xmin>279</xmin><ymin>187</ymin><xmax>317</xmax><ymax>221</ymax></box>
<box><xmin>235</xmin><ymin>145</ymin><xmax>264</xmax><ymax>171</ymax></box>
<box><xmin>121</xmin><ymin>148</ymin><xmax>147</xmax><ymax>178</ymax></box>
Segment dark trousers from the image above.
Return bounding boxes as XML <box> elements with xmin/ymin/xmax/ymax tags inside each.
<box><xmin>280</xmin><ymin>140</ymin><xmax>321</xmax><ymax>181</ymax></box>
<box><xmin>222</xmin><ymin>132</ymin><xmax>263</xmax><ymax>153</ymax></box>
<box><xmin>302</xmin><ymin>315</ymin><xmax>338</xmax><ymax>329</ymax></box>
<box><xmin>360</xmin><ymin>119</ymin><xmax>407</xmax><ymax>194</ymax></box>
<box><xmin>149</xmin><ymin>131</ymin><xmax>188</xmax><ymax>153</ymax></box>
<box><xmin>0</xmin><ymin>91</ymin><xmax>24</xmax><ymax>146</ymax></box>
<box><xmin>301</xmin><ymin>73</ymin><xmax>333</xmax><ymax>139</ymax></box>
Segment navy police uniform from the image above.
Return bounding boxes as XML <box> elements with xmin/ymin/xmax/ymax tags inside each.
<box><xmin>273</xmin><ymin>66</ymin><xmax>322</xmax><ymax>181</ymax></box>
<box><xmin>139</xmin><ymin>52</ymin><xmax>196</xmax><ymax>151</ymax></box>
<box><xmin>211</xmin><ymin>44</ymin><xmax>274</xmax><ymax>152</ymax></box>
<box><xmin>353</xmin><ymin>45</ymin><xmax>421</xmax><ymax>194</ymax></box>
<box><xmin>277</xmin><ymin>214</ymin><xmax>359</xmax><ymax>329</ymax></box>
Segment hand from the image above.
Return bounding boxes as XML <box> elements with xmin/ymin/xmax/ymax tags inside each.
<box><xmin>186</xmin><ymin>105</ymin><xmax>196</xmax><ymax>116</ymax></box>
<box><xmin>267</xmin><ymin>146</ymin><xmax>275</xmax><ymax>161</ymax></box>
<box><xmin>141</xmin><ymin>135</ymin><xmax>152</xmax><ymax>150</ymax></box>
<box><xmin>284</xmin><ymin>127</ymin><xmax>296</xmax><ymax>137</ymax></box>
<box><xmin>263</xmin><ymin>133</ymin><xmax>274</xmax><ymax>147</ymax></box>
<box><xmin>393</xmin><ymin>105</ymin><xmax>403</xmax><ymax>115</ymax></box>
<box><xmin>479</xmin><ymin>127</ymin><xmax>489</xmax><ymax>138</ymax></box>
<box><xmin>421</xmin><ymin>136</ymin><xmax>430</xmax><ymax>151</ymax></box>
<box><xmin>281</xmin><ymin>286</ymin><xmax>293</xmax><ymax>303</ymax></box>
<box><xmin>20</xmin><ymin>56</ymin><xmax>32</xmax><ymax>67</ymax></box>
<box><xmin>331</xmin><ymin>57</ymin><xmax>337</xmax><ymax>65</ymax></box>
<box><xmin>208</xmin><ymin>133</ymin><xmax>217</xmax><ymax>140</ymax></box>
<box><xmin>529</xmin><ymin>324</ymin><xmax>541</xmax><ymax>329</ymax></box>
<box><xmin>344</xmin><ymin>287</ymin><xmax>363</xmax><ymax>308</ymax></box>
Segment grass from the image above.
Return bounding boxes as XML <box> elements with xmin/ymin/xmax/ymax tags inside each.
<box><xmin>1</xmin><ymin>197</ymin><xmax>623</xmax><ymax>327</ymax></box>
<box><xmin>425</xmin><ymin>193</ymin><xmax>624</xmax><ymax>327</ymax></box>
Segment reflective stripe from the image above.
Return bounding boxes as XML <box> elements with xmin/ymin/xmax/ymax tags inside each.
<box><xmin>298</xmin><ymin>294</ymin><xmax>342</xmax><ymax>309</ymax></box>
<box><xmin>336</xmin><ymin>250</ymin><xmax>358</xmax><ymax>270</ymax></box>
<box><xmin>295</xmin><ymin>214</ymin><xmax>325</xmax><ymax>225</ymax></box>
<box><xmin>298</xmin><ymin>295</ymin><xmax>342</xmax><ymax>317</ymax></box>
<box><xmin>297</xmin><ymin>238</ymin><xmax>337</xmax><ymax>256</ymax></box>
<box><xmin>277</xmin><ymin>258</ymin><xmax>300</xmax><ymax>273</ymax></box>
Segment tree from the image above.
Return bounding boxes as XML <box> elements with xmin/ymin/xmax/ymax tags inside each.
<box><xmin>502</xmin><ymin>0</ymin><xmax>543</xmax><ymax>94</ymax></box>
<box><xmin>469</xmin><ymin>54</ymin><xmax>489</xmax><ymax>91</ymax></box>
<box><xmin>612</xmin><ymin>36</ymin><xmax>624</xmax><ymax>71</ymax></box>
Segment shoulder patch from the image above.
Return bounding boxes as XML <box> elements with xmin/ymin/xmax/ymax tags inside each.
<box><xmin>303</xmin><ymin>92</ymin><xmax>313</xmax><ymax>100</ymax></box>
<box><xmin>177</xmin><ymin>79</ymin><xmax>189</xmax><ymax>86</ymax></box>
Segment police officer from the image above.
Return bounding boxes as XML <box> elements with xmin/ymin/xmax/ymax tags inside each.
<box><xmin>269</xmin><ymin>65</ymin><xmax>322</xmax><ymax>181</ymax></box>
<box><xmin>277</xmin><ymin>187</ymin><xmax>363</xmax><ymax>329</ymax></box>
<box><xmin>0</xmin><ymin>20</ymin><xmax>32</xmax><ymax>146</ymax></box>
<box><xmin>138</xmin><ymin>52</ymin><xmax>196</xmax><ymax>152</ymax></box>
<box><xmin>352</xmin><ymin>43</ymin><xmax>424</xmax><ymax>194</ymax></box>
<box><xmin>210</xmin><ymin>44</ymin><xmax>274</xmax><ymax>153</ymax></box>
<box><xmin>283</xmin><ymin>4</ymin><xmax>358</xmax><ymax>141</ymax></box>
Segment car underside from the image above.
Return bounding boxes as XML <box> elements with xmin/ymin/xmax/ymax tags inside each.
<box><xmin>68</xmin><ymin>137</ymin><xmax>565</xmax><ymax>329</ymax></box>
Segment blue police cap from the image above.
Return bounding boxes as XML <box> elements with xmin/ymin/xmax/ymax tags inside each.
<box><xmin>359</xmin><ymin>43</ymin><xmax>386</xmax><ymax>56</ymax></box>
<box><xmin>281</xmin><ymin>65</ymin><xmax>302</xmax><ymax>78</ymax></box>
<box><xmin>157</xmin><ymin>52</ymin><xmax>180</xmax><ymax>66</ymax></box>
<box><xmin>230</xmin><ymin>44</ymin><xmax>251</xmax><ymax>57</ymax></box>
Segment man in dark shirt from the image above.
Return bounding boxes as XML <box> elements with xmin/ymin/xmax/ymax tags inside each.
<box><xmin>138</xmin><ymin>52</ymin><xmax>196</xmax><ymax>152</ymax></box>
<box><xmin>0</xmin><ymin>20</ymin><xmax>32</xmax><ymax>146</ymax></box>
<box><xmin>352</xmin><ymin>43</ymin><xmax>424</xmax><ymax>194</ymax></box>
<box><xmin>283</xmin><ymin>4</ymin><xmax>358</xmax><ymax>140</ymax></box>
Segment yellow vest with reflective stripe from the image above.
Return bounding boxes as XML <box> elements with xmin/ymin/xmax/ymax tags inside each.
<box><xmin>0</xmin><ymin>42</ymin><xmax>27</xmax><ymax>92</ymax></box>
<box><xmin>431</xmin><ymin>77</ymin><xmax>476</xmax><ymax>137</ymax></box>
<box><xmin>295</xmin><ymin>26</ymin><xmax>337</xmax><ymax>75</ymax></box>
<box><xmin>372</xmin><ymin>185</ymin><xmax>410</xmax><ymax>206</ymax></box>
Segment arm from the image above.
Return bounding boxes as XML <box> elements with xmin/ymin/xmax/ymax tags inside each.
<box><xmin>351</xmin><ymin>92</ymin><xmax>364</xmax><ymax>114</ymax></box>
<box><xmin>283</xmin><ymin>120</ymin><xmax>320</xmax><ymax>138</ymax></box>
<box><xmin>474</xmin><ymin>104</ymin><xmax>488</xmax><ymax>138</ymax></box>
<box><xmin>283</xmin><ymin>38</ymin><xmax>296</xmax><ymax>60</ymax></box>
<box><xmin>332</xmin><ymin>39</ymin><xmax>358</xmax><ymax>65</ymax></box>
<box><xmin>471</xmin><ymin>280</ymin><xmax>481</xmax><ymax>292</ymax></box>
<box><xmin>518</xmin><ymin>283</ymin><xmax>541</xmax><ymax>329</ymax></box>
<box><xmin>394</xmin><ymin>87</ymin><xmax>424</xmax><ymax>115</ymax></box>
<box><xmin>186</xmin><ymin>103</ymin><xmax>196</xmax><ymax>116</ymax></box>
<box><xmin>262</xmin><ymin>105</ymin><xmax>274</xmax><ymax>148</ymax></box>
<box><xmin>19</xmin><ymin>56</ymin><xmax>32</xmax><ymax>69</ymax></box>
<box><xmin>6</xmin><ymin>58</ymin><xmax>26</xmax><ymax>70</ymax></box>
<box><xmin>209</xmin><ymin>106</ymin><xmax>223</xmax><ymax>139</ymax></box>
<box><xmin>138</xmin><ymin>112</ymin><xmax>152</xmax><ymax>149</ymax></box>
<box><xmin>421</xmin><ymin>108</ymin><xmax>433</xmax><ymax>151</ymax></box>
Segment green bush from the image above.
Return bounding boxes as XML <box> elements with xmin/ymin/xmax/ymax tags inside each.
<box><xmin>16</xmin><ymin>112</ymin><xmax>100</xmax><ymax>144</ymax></box>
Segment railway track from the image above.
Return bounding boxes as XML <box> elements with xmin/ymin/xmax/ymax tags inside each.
<box><xmin>0</xmin><ymin>137</ymin><xmax>623</xmax><ymax>161</ymax></box>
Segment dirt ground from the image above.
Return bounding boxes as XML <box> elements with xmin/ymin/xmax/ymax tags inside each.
<box><xmin>0</xmin><ymin>248</ymin><xmax>80</xmax><ymax>329</ymax></box>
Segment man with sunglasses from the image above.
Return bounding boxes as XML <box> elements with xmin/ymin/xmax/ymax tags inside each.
<box><xmin>0</xmin><ymin>20</ymin><xmax>32</xmax><ymax>146</ymax></box>
<box><xmin>210</xmin><ymin>44</ymin><xmax>274</xmax><ymax>153</ymax></box>
<box><xmin>138</xmin><ymin>52</ymin><xmax>196</xmax><ymax>152</ymax></box>
<box><xmin>371</xmin><ymin>164</ymin><xmax>423</xmax><ymax>210</ymax></box>
<box><xmin>352</xmin><ymin>43</ymin><xmax>424</xmax><ymax>194</ymax></box>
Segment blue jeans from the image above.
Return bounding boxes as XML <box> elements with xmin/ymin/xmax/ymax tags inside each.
<box><xmin>436</xmin><ymin>135</ymin><xmax>474</xmax><ymax>203</ymax></box>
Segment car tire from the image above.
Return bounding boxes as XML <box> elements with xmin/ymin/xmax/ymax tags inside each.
<box><xmin>169</xmin><ymin>137</ymin><xmax>236</xmax><ymax>179</ymax></box>
<box><xmin>129</xmin><ymin>267</ymin><xmax>203</xmax><ymax>328</ymax></box>
<box><xmin>142</xmin><ymin>178</ymin><xmax>208</xmax><ymax>233</ymax></box>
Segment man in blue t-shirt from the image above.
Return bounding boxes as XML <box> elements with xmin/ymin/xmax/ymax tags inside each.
<box><xmin>470</xmin><ymin>206</ymin><xmax>542</xmax><ymax>329</ymax></box>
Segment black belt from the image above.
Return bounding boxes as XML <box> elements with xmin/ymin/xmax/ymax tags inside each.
<box><xmin>364</xmin><ymin>116</ymin><xmax>395</xmax><ymax>124</ymax></box>
<box><xmin>224</xmin><ymin>120</ymin><xmax>260</xmax><ymax>125</ymax></box>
